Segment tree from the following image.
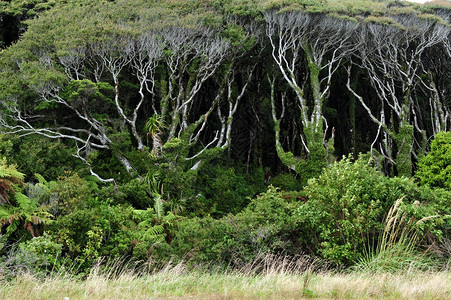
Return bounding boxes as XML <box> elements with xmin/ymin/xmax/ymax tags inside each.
<box><xmin>265</xmin><ymin>10</ymin><xmax>357</xmax><ymax>180</ymax></box>
<box><xmin>0</xmin><ymin>3</ymin><xmax>234</xmax><ymax>180</ymax></box>
<box><xmin>347</xmin><ymin>15</ymin><xmax>450</xmax><ymax>176</ymax></box>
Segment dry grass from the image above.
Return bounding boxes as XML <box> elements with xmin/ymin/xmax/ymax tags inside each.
<box><xmin>0</xmin><ymin>257</ymin><xmax>450</xmax><ymax>300</ymax></box>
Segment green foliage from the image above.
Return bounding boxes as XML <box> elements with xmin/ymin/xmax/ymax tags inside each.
<box><xmin>416</xmin><ymin>132</ymin><xmax>451</xmax><ymax>190</ymax></box>
<box><xmin>0</xmin><ymin>192</ymin><xmax>53</xmax><ymax>239</ymax></box>
<box><xmin>394</xmin><ymin>125</ymin><xmax>413</xmax><ymax>177</ymax></box>
<box><xmin>269</xmin><ymin>172</ymin><xmax>302</xmax><ymax>191</ymax></box>
<box><xmin>9</xmin><ymin>135</ymin><xmax>80</xmax><ymax>180</ymax></box>
<box><xmin>144</xmin><ymin>115</ymin><xmax>164</xmax><ymax>158</ymax></box>
<box><xmin>221</xmin><ymin>23</ymin><xmax>256</xmax><ymax>49</ymax></box>
<box><xmin>297</xmin><ymin>155</ymin><xmax>392</xmax><ymax>265</ymax></box>
<box><xmin>364</xmin><ymin>16</ymin><xmax>405</xmax><ymax>29</ymax></box>
<box><xmin>47</xmin><ymin>196</ymin><xmax>177</xmax><ymax>268</ymax></box>
<box><xmin>0</xmin><ymin>0</ymin><xmax>58</xmax><ymax>17</ymax></box>
<box><xmin>60</xmin><ymin>79</ymin><xmax>114</xmax><ymax>111</ymax></box>
<box><xmin>51</xmin><ymin>173</ymin><xmax>95</xmax><ymax>215</ymax></box>
<box><xmin>0</xmin><ymin>157</ymin><xmax>24</xmax><ymax>205</ymax></box>
<box><xmin>131</xmin><ymin>208</ymin><xmax>176</xmax><ymax>259</ymax></box>
<box><xmin>1</xmin><ymin>232</ymin><xmax>69</xmax><ymax>278</ymax></box>
<box><xmin>196</xmin><ymin>164</ymin><xmax>263</xmax><ymax>217</ymax></box>
<box><xmin>1</xmin><ymin>0</ymin><xmax>451</xmax><ymax>275</ymax></box>
<box><xmin>159</xmin><ymin>186</ymin><xmax>303</xmax><ymax>267</ymax></box>
<box><xmin>0</xmin><ymin>135</ymin><xmax>13</xmax><ymax>158</ymax></box>
<box><xmin>119</xmin><ymin>178</ymin><xmax>152</xmax><ymax>209</ymax></box>
<box><xmin>297</xmin><ymin>154</ymin><xmax>451</xmax><ymax>266</ymax></box>
<box><xmin>354</xmin><ymin>198</ymin><xmax>438</xmax><ymax>273</ymax></box>
<box><xmin>297</xmin><ymin>138</ymin><xmax>327</xmax><ymax>186</ymax></box>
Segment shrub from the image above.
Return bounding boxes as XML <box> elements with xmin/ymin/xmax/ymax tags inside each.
<box><xmin>416</xmin><ymin>131</ymin><xmax>451</xmax><ymax>190</ymax></box>
<box><xmin>159</xmin><ymin>186</ymin><xmax>303</xmax><ymax>267</ymax></box>
<box><xmin>354</xmin><ymin>198</ymin><xmax>439</xmax><ymax>273</ymax></box>
<box><xmin>52</xmin><ymin>173</ymin><xmax>95</xmax><ymax>215</ymax></box>
<box><xmin>269</xmin><ymin>172</ymin><xmax>302</xmax><ymax>191</ymax></box>
<box><xmin>296</xmin><ymin>154</ymin><xmax>451</xmax><ymax>266</ymax></box>
<box><xmin>296</xmin><ymin>155</ymin><xmax>393</xmax><ymax>265</ymax></box>
<box><xmin>49</xmin><ymin>199</ymin><xmax>177</xmax><ymax>269</ymax></box>
<box><xmin>195</xmin><ymin>164</ymin><xmax>265</xmax><ymax>217</ymax></box>
<box><xmin>198</xmin><ymin>165</ymin><xmax>258</xmax><ymax>217</ymax></box>
<box><xmin>3</xmin><ymin>135</ymin><xmax>80</xmax><ymax>181</ymax></box>
<box><xmin>119</xmin><ymin>178</ymin><xmax>152</xmax><ymax>209</ymax></box>
<box><xmin>2</xmin><ymin>233</ymin><xmax>70</xmax><ymax>277</ymax></box>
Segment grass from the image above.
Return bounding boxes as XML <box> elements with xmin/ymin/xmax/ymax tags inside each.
<box><xmin>355</xmin><ymin>197</ymin><xmax>443</xmax><ymax>273</ymax></box>
<box><xmin>1</xmin><ymin>259</ymin><xmax>450</xmax><ymax>299</ymax></box>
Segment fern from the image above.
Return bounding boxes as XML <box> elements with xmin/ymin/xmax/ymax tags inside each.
<box><xmin>0</xmin><ymin>158</ymin><xmax>24</xmax><ymax>180</ymax></box>
<box><xmin>0</xmin><ymin>157</ymin><xmax>24</xmax><ymax>204</ymax></box>
<box><xmin>34</xmin><ymin>173</ymin><xmax>48</xmax><ymax>185</ymax></box>
<box><xmin>146</xmin><ymin>224</ymin><xmax>165</xmax><ymax>235</ymax></box>
<box><xmin>154</xmin><ymin>194</ymin><xmax>164</xmax><ymax>220</ymax></box>
<box><xmin>15</xmin><ymin>192</ymin><xmax>34</xmax><ymax>211</ymax></box>
<box><xmin>0</xmin><ymin>192</ymin><xmax>53</xmax><ymax>237</ymax></box>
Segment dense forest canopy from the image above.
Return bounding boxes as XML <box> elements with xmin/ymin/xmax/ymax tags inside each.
<box><xmin>0</xmin><ymin>0</ymin><xmax>450</xmax><ymax>272</ymax></box>
<box><xmin>1</xmin><ymin>0</ymin><xmax>450</xmax><ymax>182</ymax></box>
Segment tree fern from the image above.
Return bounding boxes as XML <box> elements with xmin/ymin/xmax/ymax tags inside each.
<box><xmin>0</xmin><ymin>157</ymin><xmax>24</xmax><ymax>204</ymax></box>
<box><xmin>144</xmin><ymin>115</ymin><xmax>164</xmax><ymax>157</ymax></box>
<box><xmin>0</xmin><ymin>192</ymin><xmax>53</xmax><ymax>237</ymax></box>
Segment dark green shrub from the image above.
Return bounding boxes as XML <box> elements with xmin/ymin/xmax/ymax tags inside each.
<box><xmin>52</xmin><ymin>173</ymin><xmax>95</xmax><ymax>215</ymax></box>
<box><xmin>269</xmin><ymin>172</ymin><xmax>302</xmax><ymax>191</ymax></box>
<box><xmin>6</xmin><ymin>135</ymin><xmax>80</xmax><ymax>180</ymax></box>
<box><xmin>416</xmin><ymin>132</ymin><xmax>451</xmax><ymax>190</ymax></box>
<box><xmin>296</xmin><ymin>155</ymin><xmax>393</xmax><ymax>265</ymax></box>
<box><xmin>202</xmin><ymin>166</ymin><xmax>253</xmax><ymax>216</ymax></box>
<box><xmin>49</xmin><ymin>199</ymin><xmax>176</xmax><ymax>269</ymax></box>
<box><xmin>159</xmin><ymin>186</ymin><xmax>303</xmax><ymax>267</ymax></box>
<box><xmin>297</xmin><ymin>155</ymin><xmax>451</xmax><ymax>266</ymax></box>
<box><xmin>194</xmin><ymin>164</ymin><xmax>265</xmax><ymax>217</ymax></box>
<box><xmin>119</xmin><ymin>178</ymin><xmax>152</xmax><ymax>209</ymax></box>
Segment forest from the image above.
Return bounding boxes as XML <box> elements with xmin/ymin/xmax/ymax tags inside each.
<box><xmin>0</xmin><ymin>0</ymin><xmax>451</xmax><ymax>297</ymax></box>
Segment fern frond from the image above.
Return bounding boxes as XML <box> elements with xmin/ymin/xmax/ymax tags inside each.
<box><xmin>145</xmin><ymin>224</ymin><xmax>165</xmax><ymax>236</ymax></box>
<box><xmin>0</xmin><ymin>158</ymin><xmax>24</xmax><ymax>181</ymax></box>
<box><xmin>14</xmin><ymin>192</ymin><xmax>34</xmax><ymax>211</ymax></box>
<box><xmin>34</xmin><ymin>173</ymin><xmax>48</xmax><ymax>185</ymax></box>
<box><xmin>0</xmin><ymin>158</ymin><xmax>24</xmax><ymax>204</ymax></box>
<box><xmin>154</xmin><ymin>194</ymin><xmax>164</xmax><ymax>219</ymax></box>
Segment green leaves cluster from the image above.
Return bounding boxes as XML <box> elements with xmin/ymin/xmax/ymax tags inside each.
<box><xmin>297</xmin><ymin>155</ymin><xmax>451</xmax><ymax>265</ymax></box>
<box><xmin>416</xmin><ymin>132</ymin><xmax>451</xmax><ymax>190</ymax></box>
<box><xmin>0</xmin><ymin>157</ymin><xmax>24</xmax><ymax>205</ymax></box>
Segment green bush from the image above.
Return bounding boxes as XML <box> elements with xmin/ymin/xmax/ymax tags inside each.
<box><xmin>52</xmin><ymin>173</ymin><xmax>95</xmax><ymax>215</ymax></box>
<box><xmin>119</xmin><ymin>178</ymin><xmax>152</xmax><ymax>209</ymax></box>
<box><xmin>159</xmin><ymin>186</ymin><xmax>303</xmax><ymax>267</ymax></box>
<box><xmin>2</xmin><ymin>233</ymin><xmax>70</xmax><ymax>277</ymax></box>
<box><xmin>269</xmin><ymin>172</ymin><xmax>302</xmax><ymax>191</ymax></box>
<box><xmin>296</xmin><ymin>155</ymin><xmax>392</xmax><ymax>265</ymax></box>
<box><xmin>193</xmin><ymin>164</ymin><xmax>265</xmax><ymax>217</ymax></box>
<box><xmin>4</xmin><ymin>135</ymin><xmax>80</xmax><ymax>181</ymax></box>
<box><xmin>416</xmin><ymin>131</ymin><xmax>451</xmax><ymax>190</ymax></box>
<box><xmin>201</xmin><ymin>166</ymin><xmax>254</xmax><ymax>216</ymax></box>
<box><xmin>49</xmin><ymin>198</ymin><xmax>177</xmax><ymax>269</ymax></box>
<box><xmin>296</xmin><ymin>155</ymin><xmax>451</xmax><ymax>266</ymax></box>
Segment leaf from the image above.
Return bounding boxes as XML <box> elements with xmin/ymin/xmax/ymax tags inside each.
<box><xmin>14</xmin><ymin>192</ymin><xmax>33</xmax><ymax>211</ymax></box>
<box><xmin>154</xmin><ymin>194</ymin><xmax>164</xmax><ymax>220</ymax></box>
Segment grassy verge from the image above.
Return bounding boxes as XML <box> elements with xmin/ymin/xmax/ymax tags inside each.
<box><xmin>1</xmin><ymin>265</ymin><xmax>450</xmax><ymax>299</ymax></box>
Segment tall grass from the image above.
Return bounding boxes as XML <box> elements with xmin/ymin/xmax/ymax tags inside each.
<box><xmin>1</xmin><ymin>254</ymin><xmax>450</xmax><ymax>299</ymax></box>
<box><xmin>355</xmin><ymin>197</ymin><xmax>438</xmax><ymax>273</ymax></box>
